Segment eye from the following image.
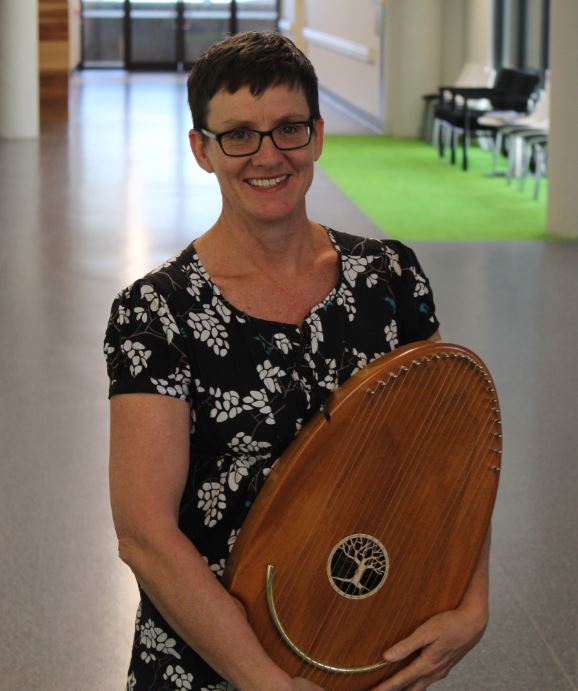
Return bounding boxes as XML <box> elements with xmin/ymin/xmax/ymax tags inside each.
<box><xmin>224</xmin><ymin>129</ymin><xmax>252</xmax><ymax>142</ymax></box>
<box><xmin>277</xmin><ymin>123</ymin><xmax>304</xmax><ymax>136</ymax></box>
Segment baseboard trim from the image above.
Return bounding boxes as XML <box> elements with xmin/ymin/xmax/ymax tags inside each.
<box><xmin>319</xmin><ymin>86</ymin><xmax>384</xmax><ymax>134</ymax></box>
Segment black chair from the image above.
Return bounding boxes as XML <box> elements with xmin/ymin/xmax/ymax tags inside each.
<box><xmin>434</xmin><ymin>68</ymin><xmax>540</xmax><ymax>171</ymax></box>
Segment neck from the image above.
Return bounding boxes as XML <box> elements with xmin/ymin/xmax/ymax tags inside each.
<box><xmin>199</xmin><ymin>208</ymin><xmax>327</xmax><ymax>277</ymax></box>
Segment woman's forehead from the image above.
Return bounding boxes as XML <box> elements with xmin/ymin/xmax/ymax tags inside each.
<box><xmin>206</xmin><ymin>84</ymin><xmax>309</xmax><ymax>127</ymax></box>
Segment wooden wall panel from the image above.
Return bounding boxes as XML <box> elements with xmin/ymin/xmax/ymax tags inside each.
<box><xmin>39</xmin><ymin>0</ymin><xmax>69</xmax><ymax>122</ymax></box>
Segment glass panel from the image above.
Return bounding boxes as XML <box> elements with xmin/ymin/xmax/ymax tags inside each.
<box><xmin>501</xmin><ymin>0</ymin><xmax>518</xmax><ymax>67</ymax></box>
<box><xmin>237</xmin><ymin>0</ymin><xmax>277</xmax><ymax>33</ymax></box>
<box><xmin>525</xmin><ymin>0</ymin><xmax>542</xmax><ymax>69</ymax></box>
<box><xmin>129</xmin><ymin>0</ymin><xmax>179</xmax><ymax>66</ymax></box>
<box><xmin>82</xmin><ymin>0</ymin><xmax>125</xmax><ymax>67</ymax></box>
<box><xmin>183</xmin><ymin>1</ymin><xmax>231</xmax><ymax>64</ymax></box>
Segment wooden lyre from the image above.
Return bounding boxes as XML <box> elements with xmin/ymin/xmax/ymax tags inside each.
<box><xmin>223</xmin><ymin>341</ymin><xmax>501</xmax><ymax>690</ymax></box>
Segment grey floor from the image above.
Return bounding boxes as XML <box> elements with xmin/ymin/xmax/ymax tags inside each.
<box><xmin>0</xmin><ymin>72</ymin><xmax>576</xmax><ymax>691</ymax></box>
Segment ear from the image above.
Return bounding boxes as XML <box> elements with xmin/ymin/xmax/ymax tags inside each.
<box><xmin>313</xmin><ymin>118</ymin><xmax>325</xmax><ymax>162</ymax></box>
<box><xmin>188</xmin><ymin>129</ymin><xmax>215</xmax><ymax>174</ymax></box>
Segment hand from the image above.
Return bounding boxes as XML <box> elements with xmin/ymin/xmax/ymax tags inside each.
<box><xmin>288</xmin><ymin>679</ymin><xmax>325</xmax><ymax>690</ymax></box>
<box><xmin>370</xmin><ymin>605</ymin><xmax>488</xmax><ymax>691</ymax></box>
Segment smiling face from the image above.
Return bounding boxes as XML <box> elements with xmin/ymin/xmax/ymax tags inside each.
<box><xmin>189</xmin><ymin>83</ymin><xmax>324</xmax><ymax>229</ymax></box>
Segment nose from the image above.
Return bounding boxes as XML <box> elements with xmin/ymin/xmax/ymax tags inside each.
<box><xmin>252</xmin><ymin>132</ymin><xmax>284</xmax><ymax>165</ymax></box>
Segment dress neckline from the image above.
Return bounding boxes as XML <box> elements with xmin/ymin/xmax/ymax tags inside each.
<box><xmin>187</xmin><ymin>227</ymin><xmax>344</xmax><ymax>330</ymax></box>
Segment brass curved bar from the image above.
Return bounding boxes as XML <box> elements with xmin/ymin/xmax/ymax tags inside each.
<box><xmin>266</xmin><ymin>564</ymin><xmax>389</xmax><ymax>674</ymax></box>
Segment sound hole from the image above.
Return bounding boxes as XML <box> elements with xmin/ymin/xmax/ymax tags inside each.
<box><xmin>327</xmin><ymin>534</ymin><xmax>389</xmax><ymax>600</ymax></box>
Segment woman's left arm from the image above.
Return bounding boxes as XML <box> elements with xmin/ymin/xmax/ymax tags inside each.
<box><xmin>371</xmin><ymin>527</ymin><xmax>491</xmax><ymax>691</ymax></box>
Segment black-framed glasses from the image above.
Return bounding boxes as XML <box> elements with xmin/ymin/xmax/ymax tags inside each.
<box><xmin>200</xmin><ymin>119</ymin><xmax>315</xmax><ymax>157</ymax></box>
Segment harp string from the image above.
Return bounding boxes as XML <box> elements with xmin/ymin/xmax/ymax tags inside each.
<box><xmin>261</xmin><ymin>346</ymin><xmax>499</xmax><ymax>687</ymax></box>
<box><xmin>306</xmin><ymin>353</ymin><xmax>448</xmax><ymax>679</ymax></box>
<box><xmin>293</xmin><ymin>356</ymin><xmax>413</xmax><ymax>677</ymax></box>
<box><xmin>300</xmin><ymin>359</ymin><xmax>413</xmax><ymax>673</ymax></box>
<box><xmin>273</xmin><ymin>360</ymin><xmax>383</xmax><ymax>664</ymax></box>
<box><xmin>323</xmin><ymin>355</ymin><xmax>461</xmax><ymax>679</ymax></box>
<box><xmin>311</xmin><ymin>354</ymin><xmax>498</xmax><ymax>685</ymax></box>
<box><xmin>375</xmin><ymin>364</ymin><xmax>497</xmax><ymax>652</ymax></box>
<box><xmin>380</xmin><ymin>403</ymin><xmax>498</xmax><ymax>660</ymax></box>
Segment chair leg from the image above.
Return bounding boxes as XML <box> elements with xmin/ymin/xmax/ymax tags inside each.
<box><xmin>450</xmin><ymin>128</ymin><xmax>457</xmax><ymax>165</ymax></box>
<box><xmin>507</xmin><ymin>136</ymin><xmax>522</xmax><ymax>185</ymax></box>
<box><xmin>519</xmin><ymin>141</ymin><xmax>532</xmax><ymax>192</ymax></box>
<box><xmin>438</xmin><ymin>121</ymin><xmax>445</xmax><ymax>157</ymax></box>
<box><xmin>534</xmin><ymin>146</ymin><xmax>547</xmax><ymax>201</ymax></box>
<box><xmin>492</xmin><ymin>131</ymin><xmax>503</xmax><ymax>175</ymax></box>
<box><xmin>462</xmin><ymin>129</ymin><xmax>469</xmax><ymax>171</ymax></box>
<box><xmin>432</xmin><ymin>118</ymin><xmax>441</xmax><ymax>149</ymax></box>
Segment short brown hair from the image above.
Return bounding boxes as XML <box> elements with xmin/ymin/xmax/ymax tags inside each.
<box><xmin>187</xmin><ymin>31</ymin><xmax>320</xmax><ymax>130</ymax></box>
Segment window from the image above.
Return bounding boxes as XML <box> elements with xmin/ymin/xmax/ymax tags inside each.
<box><xmin>494</xmin><ymin>0</ymin><xmax>549</xmax><ymax>80</ymax></box>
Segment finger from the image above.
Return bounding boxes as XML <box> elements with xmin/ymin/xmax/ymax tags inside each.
<box><xmin>369</xmin><ymin>659</ymin><xmax>430</xmax><ymax>691</ymax></box>
<box><xmin>384</xmin><ymin>625</ymin><xmax>437</xmax><ymax>663</ymax></box>
<box><xmin>405</xmin><ymin>667</ymin><xmax>451</xmax><ymax>691</ymax></box>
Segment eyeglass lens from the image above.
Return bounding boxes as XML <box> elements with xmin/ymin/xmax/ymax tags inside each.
<box><xmin>220</xmin><ymin>123</ymin><xmax>311</xmax><ymax>155</ymax></box>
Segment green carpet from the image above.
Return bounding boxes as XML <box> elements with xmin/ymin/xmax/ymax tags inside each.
<box><xmin>318</xmin><ymin>136</ymin><xmax>548</xmax><ymax>241</ymax></box>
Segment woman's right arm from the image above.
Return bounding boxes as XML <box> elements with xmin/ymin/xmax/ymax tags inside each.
<box><xmin>109</xmin><ymin>393</ymin><xmax>321</xmax><ymax>691</ymax></box>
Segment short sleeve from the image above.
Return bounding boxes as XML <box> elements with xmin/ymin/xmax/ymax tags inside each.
<box><xmin>103</xmin><ymin>279</ymin><xmax>192</xmax><ymax>401</ymax></box>
<box><xmin>387</xmin><ymin>241</ymin><xmax>440</xmax><ymax>344</ymax></box>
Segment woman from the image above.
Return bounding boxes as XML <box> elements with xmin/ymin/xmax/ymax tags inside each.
<box><xmin>105</xmin><ymin>32</ymin><xmax>490</xmax><ymax>691</ymax></box>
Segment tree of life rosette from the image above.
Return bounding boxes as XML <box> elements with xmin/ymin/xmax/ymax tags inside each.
<box><xmin>327</xmin><ymin>534</ymin><xmax>389</xmax><ymax>599</ymax></box>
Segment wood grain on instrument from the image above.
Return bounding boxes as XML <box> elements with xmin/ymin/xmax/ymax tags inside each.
<box><xmin>224</xmin><ymin>342</ymin><xmax>501</xmax><ymax>691</ymax></box>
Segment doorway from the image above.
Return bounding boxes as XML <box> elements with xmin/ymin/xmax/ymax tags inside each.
<box><xmin>81</xmin><ymin>0</ymin><xmax>280</xmax><ymax>70</ymax></box>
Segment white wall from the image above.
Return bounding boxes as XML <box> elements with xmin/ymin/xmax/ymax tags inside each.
<box><xmin>464</xmin><ymin>0</ymin><xmax>493</xmax><ymax>68</ymax></box>
<box><xmin>384</xmin><ymin>0</ymin><xmax>444</xmax><ymax>137</ymax></box>
<box><xmin>300</xmin><ymin>0</ymin><xmax>383</xmax><ymax>120</ymax></box>
<box><xmin>0</xmin><ymin>0</ymin><xmax>39</xmax><ymax>138</ymax></box>
<box><xmin>441</xmin><ymin>0</ymin><xmax>467</xmax><ymax>84</ymax></box>
<box><xmin>69</xmin><ymin>0</ymin><xmax>82</xmax><ymax>70</ymax></box>
<box><xmin>546</xmin><ymin>0</ymin><xmax>578</xmax><ymax>237</ymax></box>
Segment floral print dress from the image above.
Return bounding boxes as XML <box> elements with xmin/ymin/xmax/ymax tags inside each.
<box><xmin>104</xmin><ymin>229</ymin><xmax>439</xmax><ymax>690</ymax></box>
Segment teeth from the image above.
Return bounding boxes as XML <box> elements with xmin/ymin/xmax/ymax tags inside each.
<box><xmin>247</xmin><ymin>175</ymin><xmax>288</xmax><ymax>189</ymax></box>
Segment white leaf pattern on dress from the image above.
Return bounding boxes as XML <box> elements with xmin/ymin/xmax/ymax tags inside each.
<box><xmin>257</xmin><ymin>360</ymin><xmax>286</xmax><ymax>393</ymax></box>
<box><xmin>227</xmin><ymin>529</ymin><xmax>239</xmax><ymax>553</ymax></box>
<box><xmin>197</xmin><ymin>478</ymin><xmax>227</xmax><ymax>527</ymax></box>
<box><xmin>122</xmin><ymin>340</ymin><xmax>152</xmax><ymax>377</ymax></box>
<box><xmin>336</xmin><ymin>283</ymin><xmax>357</xmax><ymax>322</ymax></box>
<box><xmin>307</xmin><ymin>312</ymin><xmax>324</xmax><ymax>354</ymax></box>
<box><xmin>366</xmin><ymin>273</ymin><xmax>378</xmax><ymax>288</ymax></box>
<box><xmin>187</xmin><ymin>308</ymin><xmax>229</xmax><ymax>356</ymax></box>
<box><xmin>151</xmin><ymin>365</ymin><xmax>191</xmax><ymax>400</ymax></box>
<box><xmin>342</xmin><ymin>255</ymin><xmax>375</xmax><ymax>286</ymax></box>
<box><xmin>350</xmin><ymin>349</ymin><xmax>368</xmax><ymax>376</ymax></box>
<box><xmin>163</xmin><ymin>664</ymin><xmax>194</xmax><ymax>690</ymax></box>
<box><xmin>133</xmin><ymin>306</ymin><xmax>148</xmax><ymax>323</ymax></box>
<box><xmin>318</xmin><ymin>358</ymin><xmax>338</xmax><ymax>390</ymax></box>
<box><xmin>385</xmin><ymin>246</ymin><xmax>402</xmax><ymax>276</ymax></box>
<box><xmin>209</xmin><ymin>559</ymin><xmax>226</xmax><ymax>578</ymax></box>
<box><xmin>242</xmin><ymin>390</ymin><xmax>275</xmax><ymax>424</ymax></box>
<box><xmin>140</xmin><ymin>284</ymin><xmax>160</xmax><ymax>312</ymax></box>
<box><xmin>186</xmin><ymin>267</ymin><xmax>206</xmax><ymax>299</ymax></box>
<box><xmin>117</xmin><ymin>304</ymin><xmax>131</xmax><ymax>325</ymax></box>
<box><xmin>385</xmin><ymin>320</ymin><xmax>399</xmax><ymax>349</ymax></box>
<box><xmin>227</xmin><ymin>455</ymin><xmax>257</xmax><ymax>491</ymax></box>
<box><xmin>411</xmin><ymin>266</ymin><xmax>430</xmax><ymax>297</ymax></box>
<box><xmin>273</xmin><ymin>332</ymin><xmax>292</xmax><ymax>354</ymax></box>
<box><xmin>211</xmin><ymin>295</ymin><xmax>232</xmax><ymax>324</ymax></box>
<box><xmin>140</xmin><ymin>619</ymin><xmax>181</xmax><ymax>659</ymax></box>
<box><xmin>210</xmin><ymin>388</ymin><xmax>243</xmax><ymax>423</ymax></box>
